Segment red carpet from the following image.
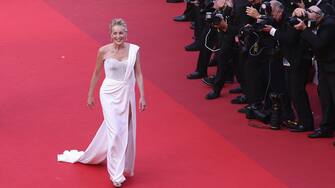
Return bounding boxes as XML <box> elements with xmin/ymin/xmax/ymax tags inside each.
<box><xmin>0</xmin><ymin>0</ymin><xmax>334</xmax><ymax>187</ymax></box>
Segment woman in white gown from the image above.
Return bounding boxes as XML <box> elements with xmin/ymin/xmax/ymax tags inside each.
<box><xmin>57</xmin><ymin>18</ymin><xmax>146</xmax><ymax>187</ymax></box>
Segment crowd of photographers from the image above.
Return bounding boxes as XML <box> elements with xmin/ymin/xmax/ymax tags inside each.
<box><xmin>167</xmin><ymin>0</ymin><xmax>335</xmax><ymax>140</ymax></box>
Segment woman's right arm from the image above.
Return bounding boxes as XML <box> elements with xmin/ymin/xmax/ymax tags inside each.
<box><xmin>87</xmin><ymin>48</ymin><xmax>104</xmax><ymax>109</ymax></box>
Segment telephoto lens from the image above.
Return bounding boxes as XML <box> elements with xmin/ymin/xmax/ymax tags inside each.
<box><xmin>269</xmin><ymin>93</ymin><xmax>283</xmax><ymax>130</ymax></box>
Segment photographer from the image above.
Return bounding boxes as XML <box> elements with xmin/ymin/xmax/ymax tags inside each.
<box><xmin>205</xmin><ymin>0</ymin><xmax>251</xmax><ymax>99</ymax></box>
<box><xmin>173</xmin><ymin>0</ymin><xmax>202</xmax><ymax>51</ymax></box>
<box><xmin>186</xmin><ymin>0</ymin><xmax>233</xmax><ymax>80</ymax></box>
<box><xmin>238</xmin><ymin>0</ymin><xmax>286</xmax><ymax>122</ymax></box>
<box><xmin>294</xmin><ymin>6</ymin><xmax>335</xmax><ymax>138</ymax></box>
<box><xmin>281</xmin><ymin>0</ymin><xmax>335</xmax><ymax>15</ymax></box>
<box><xmin>262</xmin><ymin>1</ymin><xmax>315</xmax><ymax>131</ymax></box>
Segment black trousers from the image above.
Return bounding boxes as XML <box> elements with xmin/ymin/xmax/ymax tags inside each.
<box><xmin>284</xmin><ymin>63</ymin><xmax>314</xmax><ymax>128</ymax></box>
<box><xmin>236</xmin><ymin>49</ymin><xmax>248</xmax><ymax>94</ymax></box>
<box><xmin>244</xmin><ymin>55</ymin><xmax>294</xmax><ymax>119</ymax></box>
<box><xmin>193</xmin><ymin>6</ymin><xmax>203</xmax><ymax>42</ymax></box>
<box><xmin>195</xmin><ymin>25</ymin><xmax>218</xmax><ymax>76</ymax></box>
<box><xmin>318</xmin><ymin>70</ymin><xmax>335</xmax><ymax>131</ymax></box>
<box><xmin>213</xmin><ymin>46</ymin><xmax>237</xmax><ymax>93</ymax></box>
<box><xmin>183</xmin><ymin>2</ymin><xmax>196</xmax><ymax>20</ymax></box>
<box><xmin>244</xmin><ymin>56</ymin><xmax>272</xmax><ymax>104</ymax></box>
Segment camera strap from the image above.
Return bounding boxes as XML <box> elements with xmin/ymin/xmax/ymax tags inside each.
<box><xmin>205</xmin><ymin>28</ymin><xmax>221</xmax><ymax>52</ymax></box>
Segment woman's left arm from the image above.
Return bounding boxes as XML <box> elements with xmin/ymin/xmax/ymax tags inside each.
<box><xmin>134</xmin><ymin>50</ymin><xmax>146</xmax><ymax>111</ymax></box>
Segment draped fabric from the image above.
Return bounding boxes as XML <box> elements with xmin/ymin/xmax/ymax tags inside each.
<box><xmin>58</xmin><ymin>44</ymin><xmax>140</xmax><ymax>183</ymax></box>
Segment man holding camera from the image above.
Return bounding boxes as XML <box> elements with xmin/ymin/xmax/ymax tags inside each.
<box><xmin>262</xmin><ymin>1</ymin><xmax>315</xmax><ymax>131</ymax></box>
<box><xmin>204</xmin><ymin>0</ymin><xmax>249</xmax><ymax>99</ymax></box>
<box><xmin>294</xmin><ymin>6</ymin><xmax>335</xmax><ymax>138</ymax></box>
<box><xmin>238</xmin><ymin>0</ymin><xmax>291</xmax><ymax>124</ymax></box>
<box><xmin>186</xmin><ymin>0</ymin><xmax>233</xmax><ymax>80</ymax></box>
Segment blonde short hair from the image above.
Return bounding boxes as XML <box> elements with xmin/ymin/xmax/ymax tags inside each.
<box><xmin>109</xmin><ymin>18</ymin><xmax>128</xmax><ymax>33</ymax></box>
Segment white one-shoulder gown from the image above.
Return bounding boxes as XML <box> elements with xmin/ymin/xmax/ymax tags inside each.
<box><xmin>58</xmin><ymin>44</ymin><xmax>140</xmax><ymax>183</ymax></box>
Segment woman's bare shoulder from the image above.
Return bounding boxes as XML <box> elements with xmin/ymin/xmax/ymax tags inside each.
<box><xmin>98</xmin><ymin>43</ymin><xmax>113</xmax><ymax>54</ymax></box>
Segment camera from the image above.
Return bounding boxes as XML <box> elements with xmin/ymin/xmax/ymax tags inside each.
<box><xmin>259</xmin><ymin>1</ymin><xmax>272</xmax><ymax>16</ymax></box>
<box><xmin>238</xmin><ymin>2</ymin><xmax>277</xmax><ymax>56</ymax></box>
<box><xmin>287</xmin><ymin>16</ymin><xmax>303</xmax><ymax>26</ymax></box>
<box><xmin>239</xmin><ymin>15</ymin><xmax>273</xmax><ymax>41</ymax></box>
<box><xmin>269</xmin><ymin>93</ymin><xmax>283</xmax><ymax>130</ymax></box>
<box><xmin>256</xmin><ymin>15</ymin><xmax>274</xmax><ymax>30</ymax></box>
<box><xmin>287</xmin><ymin>14</ymin><xmax>317</xmax><ymax>28</ymax></box>
<box><xmin>205</xmin><ymin>6</ymin><xmax>233</xmax><ymax>26</ymax></box>
<box><xmin>246</xmin><ymin>104</ymin><xmax>271</xmax><ymax>124</ymax></box>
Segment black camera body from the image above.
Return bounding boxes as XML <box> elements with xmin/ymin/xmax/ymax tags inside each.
<box><xmin>238</xmin><ymin>2</ymin><xmax>277</xmax><ymax>55</ymax></box>
<box><xmin>256</xmin><ymin>15</ymin><xmax>274</xmax><ymax>30</ymax></box>
<box><xmin>259</xmin><ymin>1</ymin><xmax>272</xmax><ymax>16</ymax></box>
<box><xmin>238</xmin><ymin>15</ymin><xmax>274</xmax><ymax>47</ymax></box>
<box><xmin>205</xmin><ymin>6</ymin><xmax>233</xmax><ymax>26</ymax></box>
<box><xmin>287</xmin><ymin>15</ymin><xmax>317</xmax><ymax>28</ymax></box>
<box><xmin>287</xmin><ymin>16</ymin><xmax>302</xmax><ymax>26</ymax></box>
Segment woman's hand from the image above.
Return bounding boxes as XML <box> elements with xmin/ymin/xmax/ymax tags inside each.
<box><xmin>139</xmin><ymin>97</ymin><xmax>147</xmax><ymax>112</ymax></box>
<box><xmin>87</xmin><ymin>96</ymin><xmax>95</xmax><ymax>109</ymax></box>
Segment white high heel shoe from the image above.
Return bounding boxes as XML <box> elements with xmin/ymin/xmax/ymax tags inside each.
<box><xmin>112</xmin><ymin>178</ymin><xmax>126</xmax><ymax>188</ymax></box>
<box><xmin>113</xmin><ymin>181</ymin><xmax>122</xmax><ymax>187</ymax></box>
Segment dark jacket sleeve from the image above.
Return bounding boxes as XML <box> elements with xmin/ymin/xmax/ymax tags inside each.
<box><xmin>274</xmin><ymin>25</ymin><xmax>300</xmax><ymax>44</ymax></box>
<box><xmin>300</xmin><ymin>21</ymin><xmax>335</xmax><ymax>53</ymax></box>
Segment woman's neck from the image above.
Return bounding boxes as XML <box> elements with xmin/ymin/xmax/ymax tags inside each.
<box><xmin>112</xmin><ymin>43</ymin><xmax>125</xmax><ymax>51</ymax></box>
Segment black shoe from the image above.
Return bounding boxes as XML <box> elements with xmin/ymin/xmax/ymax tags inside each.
<box><xmin>201</xmin><ymin>76</ymin><xmax>215</xmax><ymax>86</ymax></box>
<box><xmin>238</xmin><ymin>105</ymin><xmax>251</xmax><ymax>114</ymax></box>
<box><xmin>269</xmin><ymin>124</ymin><xmax>281</xmax><ymax>130</ymax></box>
<box><xmin>290</xmin><ymin>125</ymin><xmax>314</xmax><ymax>132</ymax></box>
<box><xmin>206</xmin><ymin>90</ymin><xmax>220</xmax><ymax>100</ymax></box>
<box><xmin>167</xmin><ymin>0</ymin><xmax>184</xmax><ymax>3</ymax></box>
<box><xmin>229</xmin><ymin>87</ymin><xmax>242</xmax><ymax>94</ymax></box>
<box><xmin>185</xmin><ymin>42</ymin><xmax>200</xmax><ymax>51</ymax></box>
<box><xmin>308</xmin><ymin>129</ymin><xmax>333</xmax><ymax>138</ymax></box>
<box><xmin>246</xmin><ymin>105</ymin><xmax>270</xmax><ymax>124</ymax></box>
<box><xmin>231</xmin><ymin>95</ymin><xmax>247</xmax><ymax>104</ymax></box>
<box><xmin>187</xmin><ymin>71</ymin><xmax>205</xmax><ymax>79</ymax></box>
<box><xmin>173</xmin><ymin>15</ymin><xmax>190</xmax><ymax>22</ymax></box>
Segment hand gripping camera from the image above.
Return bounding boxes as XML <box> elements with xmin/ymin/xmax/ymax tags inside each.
<box><xmin>205</xmin><ymin>5</ymin><xmax>233</xmax><ymax>26</ymax></box>
<box><xmin>287</xmin><ymin>13</ymin><xmax>317</xmax><ymax>28</ymax></box>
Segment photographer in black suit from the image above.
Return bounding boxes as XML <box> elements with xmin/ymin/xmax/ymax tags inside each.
<box><xmin>262</xmin><ymin>1</ymin><xmax>315</xmax><ymax>131</ymax></box>
<box><xmin>233</xmin><ymin>0</ymin><xmax>295</xmax><ymax>125</ymax></box>
<box><xmin>205</xmin><ymin>0</ymin><xmax>250</xmax><ymax>99</ymax></box>
<box><xmin>281</xmin><ymin>0</ymin><xmax>335</xmax><ymax>15</ymax></box>
<box><xmin>294</xmin><ymin>6</ymin><xmax>335</xmax><ymax>138</ymax></box>
<box><xmin>186</xmin><ymin>0</ymin><xmax>231</xmax><ymax>79</ymax></box>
